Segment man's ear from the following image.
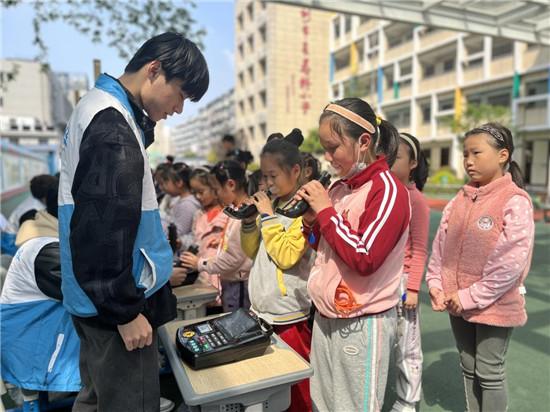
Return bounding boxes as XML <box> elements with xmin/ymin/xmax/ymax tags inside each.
<box><xmin>146</xmin><ymin>60</ymin><xmax>162</xmax><ymax>80</ymax></box>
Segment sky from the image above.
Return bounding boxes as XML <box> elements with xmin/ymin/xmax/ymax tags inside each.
<box><xmin>1</xmin><ymin>0</ymin><xmax>235</xmax><ymax>126</ymax></box>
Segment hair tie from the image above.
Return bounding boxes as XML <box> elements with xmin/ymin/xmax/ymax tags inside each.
<box><xmin>375</xmin><ymin>116</ymin><xmax>382</xmax><ymax>126</ymax></box>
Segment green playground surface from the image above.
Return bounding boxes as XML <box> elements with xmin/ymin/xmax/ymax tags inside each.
<box><xmin>383</xmin><ymin>211</ymin><xmax>550</xmax><ymax>412</ymax></box>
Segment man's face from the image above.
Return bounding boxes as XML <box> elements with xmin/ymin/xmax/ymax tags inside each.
<box><xmin>142</xmin><ymin>71</ymin><xmax>188</xmax><ymax>122</ymax></box>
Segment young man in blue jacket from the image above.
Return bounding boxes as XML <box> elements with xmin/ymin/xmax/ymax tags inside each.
<box><xmin>58</xmin><ymin>32</ymin><xmax>209</xmax><ymax>411</ymax></box>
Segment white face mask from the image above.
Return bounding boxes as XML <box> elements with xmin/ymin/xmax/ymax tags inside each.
<box><xmin>343</xmin><ymin>139</ymin><xmax>367</xmax><ymax>179</ymax></box>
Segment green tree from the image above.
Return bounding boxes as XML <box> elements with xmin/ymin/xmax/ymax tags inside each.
<box><xmin>444</xmin><ymin>103</ymin><xmax>512</xmax><ymax>135</ymax></box>
<box><xmin>301</xmin><ymin>128</ymin><xmax>324</xmax><ymax>155</ymax></box>
<box><xmin>2</xmin><ymin>0</ymin><xmax>205</xmax><ymax>82</ymax></box>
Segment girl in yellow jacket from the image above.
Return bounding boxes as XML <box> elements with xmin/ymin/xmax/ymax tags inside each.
<box><xmin>240</xmin><ymin>130</ymin><xmax>315</xmax><ymax>412</ymax></box>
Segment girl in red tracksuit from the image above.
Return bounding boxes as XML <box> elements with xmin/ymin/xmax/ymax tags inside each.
<box><xmin>296</xmin><ymin>98</ymin><xmax>410</xmax><ymax>412</ymax></box>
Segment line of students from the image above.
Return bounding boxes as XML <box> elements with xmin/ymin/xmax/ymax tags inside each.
<box><xmin>0</xmin><ymin>94</ymin><xmax>534</xmax><ymax>412</ymax></box>
<box><xmin>152</xmin><ymin>97</ymin><xmax>533</xmax><ymax>412</ymax></box>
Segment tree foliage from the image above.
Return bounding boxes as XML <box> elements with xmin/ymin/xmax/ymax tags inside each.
<box><xmin>444</xmin><ymin>103</ymin><xmax>512</xmax><ymax>135</ymax></box>
<box><xmin>3</xmin><ymin>0</ymin><xmax>205</xmax><ymax>61</ymax></box>
<box><xmin>301</xmin><ymin>128</ymin><xmax>324</xmax><ymax>155</ymax></box>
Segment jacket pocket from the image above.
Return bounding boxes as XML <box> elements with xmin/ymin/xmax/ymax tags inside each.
<box><xmin>138</xmin><ymin>248</ymin><xmax>157</xmax><ymax>293</ymax></box>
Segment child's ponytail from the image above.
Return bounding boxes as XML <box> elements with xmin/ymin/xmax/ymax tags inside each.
<box><xmin>399</xmin><ymin>132</ymin><xmax>429</xmax><ymax>191</ymax></box>
<box><xmin>376</xmin><ymin>118</ymin><xmax>400</xmax><ymax>168</ymax></box>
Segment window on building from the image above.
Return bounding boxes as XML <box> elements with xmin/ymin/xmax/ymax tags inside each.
<box><xmin>248</xmin><ymin>96</ymin><xmax>255</xmax><ymax>111</ymax></box>
<box><xmin>39</xmin><ymin>138</ymin><xmax>48</xmax><ymax>145</ymax></box>
<box><xmin>260</xmin><ymin>122</ymin><xmax>267</xmax><ymax>139</ymax></box>
<box><xmin>438</xmin><ymin>98</ymin><xmax>454</xmax><ymax>111</ymax></box>
<box><xmin>259</xmin><ymin>24</ymin><xmax>266</xmax><ymax>43</ymax></box>
<box><xmin>238</xmin><ymin>13</ymin><xmax>243</xmax><ymax>30</ymax></box>
<box><xmin>247</xmin><ymin>2</ymin><xmax>254</xmax><ymax>21</ymax></box>
<box><xmin>400</xmin><ymin>61</ymin><xmax>412</xmax><ymax>77</ymax></box>
<box><xmin>345</xmin><ymin>15</ymin><xmax>352</xmax><ymax>33</ymax></box>
<box><xmin>441</xmin><ymin>147</ymin><xmax>450</xmax><ymax>167</ymax></box>
<box><xmin>248</xmin><ymin>65</ymin><xmax>254</xmax><ymax>82</ymax></box>
<box><xmin>259</xmin><ymin>90</ymin><xmax>267</xmax><ymax>107</ymax></box>
<box><xmin>259</xmin><ymin>58</ymin><xmax>266</xmax><ymax>76</ymax></box>
<box><xmin>247</xmin><ymin>34</ymin><xmax>254</xmax><ymax>52</ymax></box>
<box><xmin>0</xmin><ymin>96</ymin><xmax>3</xmax><ymax>108</ymax></box>
<box><xmin>239</xmin><ymin>71</ymin><xmax>244</xmax><ymax>87</ymax></box>
<box><xmin>385</xmin><ymin>70</ymin><xmax>394</xmax><ymax>90</ymax></box>
<box><xmin>333</xmin><ymin>19</ymin><xmax>341</xmax><ymax>39</ymax></box>
<box><xmin>360</xmin><ymin>16</ymin><xmax>369</xmax><ymax>25</ymax></box>
<box><xmin>492</xmin><ymin>39</ymin><xmax>513</xmax><ymax>58</ymax></box>
<box><xmin>487</xmin><ymin>93</ymin><xmax>511</xmax><ymax>107</ymax></box>
<box><xmin>422</xmin><ymin>104</ymin><xmax>431</xmax><ymax>123</ymax></box>
<box><xmin>443</xmin><ymin>58</ymin><xmax>455</xmax><ymax>72</ymax></box>
<box><xmin>238</xmin><ymin>43</ymin><xmax>244</xmax><ymax>59</ymax></box>
<box><xmin>526</xmin><ymin>79</ymin><xmax>548</xmax><ymax>96</ymax></box>
<box><xmin>248</xmin><ymin>126</ymin><xmax>255</xmax><ymax>140</ymax></box>
<box><xmin>424</xmin><ymin>64</ymin><xmax>435</xmax><ymax>78</ymax></box>
<box><xmin>239</xmin><ymin>100</ymin><xmax>245</xmax><ymax>114</ymax></box>
<box><xmin>368</xmin><ymin>32</ymin><xmax>379</xmax><ymax>48</ymax></box>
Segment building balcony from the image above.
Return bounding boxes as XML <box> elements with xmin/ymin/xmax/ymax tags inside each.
<box><xmin>418</xmin><ymin>30</ymin><xmax>457</xmax><ymax>50</ymax></box>
<box><xmin>523</xmin><ymin>46</ymin><xmax>550</xmax><ymax>71</ymax></box>
<box><xmin>490</xmin><ymin>55</ymin><xmax>514</xmax><ymax>78</ymax></box>
<box><xmin>385</xmin><ymin>41</ymin><xmax>413</xmax><ymax>63</ymax></box>
<box><xmin>418</xmin><ymin>72</ymin><xmax>456</xmax><ymax>93</ymax></box>
<box><xmin>463</xmin><ymin>64</ymin><xmax>484</xmax><ymax>84</ymax></box>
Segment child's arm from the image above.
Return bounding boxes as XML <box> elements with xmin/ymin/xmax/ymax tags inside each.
<box><xmin>199</xmin><ymin>225</ymin><xmax>252</xmax><ymax>278</ymax></box>
<box><xmin>407</xmin><ymin>193</ymin><xmax>431</xmax><ymax>293</ymax></box>
<box><xmin>261</xmin><ymin>215</ymin><xmax>308</xmax><ymax>270</ymax></box>
<box><xmin>457</xmin><ymin>195</ymin><xmax>534</xmax><ymax>311</ymax></box>
<box><xmin>315</xmin><ymin>177</ymin><xmax>410</xmax><ymax>276</ymax></box>
<box><xmin>240</xmin><ymin>218</ymin><xmax>261</xmax><ymax>259</ymax></box>
<box><xmin>425</xmin><ymin>198</ymin><xmax>456</xmax><ymax>289</ymax></box>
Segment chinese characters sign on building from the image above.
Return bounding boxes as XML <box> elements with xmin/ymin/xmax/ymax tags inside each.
<box><xmin>299</xmin><ymin>9</ymin><xmax>311</xmax><ymax>115</ymax></box>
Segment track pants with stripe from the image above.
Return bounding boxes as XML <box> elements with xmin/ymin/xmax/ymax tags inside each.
<box><xmin>392</xmin><ymin>273</ymin><xmax>423</xmax><ymax>411</ymax></box>
<box><xmin>310</xmin><ymin>308</ymin><xmax>396</xmax><ymax>412</ymax></box>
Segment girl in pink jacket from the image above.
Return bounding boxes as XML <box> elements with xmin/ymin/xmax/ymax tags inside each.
<box><xmin>296</xmin><ymin>98</ymin><xmax>410</xmax><ymax>412</ymax></box>
<box><xmin>426</xmin><ymin>123</ymin><xmax>534</xmax><ymax>412</ymax></box>
<box><xmin>180</xmin><ymin>161</ymin><xmax>253</xmax><ymax>313</ymax></box>
<box><xmin>390</xmin><ymin>133</ymin><xmax>430</xmax><ymax>412</ymax></box>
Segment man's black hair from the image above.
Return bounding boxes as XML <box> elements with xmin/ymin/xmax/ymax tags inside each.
<box><xmin>30</xmin><ymin>174</ymin><xmax>57</xmax><ymax>201</ymax></box>
<box><xmin>125</xmin><ymin>32</ymin><xmax>209</xmax><ymax>102</ymax></box>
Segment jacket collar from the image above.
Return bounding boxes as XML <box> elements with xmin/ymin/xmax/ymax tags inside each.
<box><xmin>95</xmin><ymin>73</ymin><xmax>156</xmax><ymax>148</ymax></box>
<box><xmin>339</xmin><ymin>156</ymin><xmax>390</xmax><ymax>190</ymax></box>
<box><xmin>462</xmin><ymin>173</ymin><xmax>513</xmax><ymax>200</ymax></box>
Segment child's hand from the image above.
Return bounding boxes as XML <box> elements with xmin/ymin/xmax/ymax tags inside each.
<box><xmin>444</xmin><ymin>292</ymin><xmax>463</xmax><ymax>315</ymax></box>
<box><xmin>429</xmin><ymin>287</ymin><xmax>447</xmax><ymax>311</ymax></box>
<box><xmin>404</xmin><ymin>290</ymin><xmax>418</xmax><ymax>310</ymax></box>
<box><xmin>241</xmin><ymin>197</ymin><xmax>258</xmax><ymax>224</ymax></box>
<box><xmin>251</xmin><ymin>191</ymin><xmax>273</xmax><ymax>216</ymax></box>
<box><xmin>296</xmin><ymin>181</ymin><xmax>332</xmax><ymax>213</ymax></box>
<box><xmin>180</xmin><ymin>252</ymin><xmax>199</xmax><ymax>270</ymax></box>
<box><xmin>170</xmin><ymin>266</ymin><xmax>188</xmax><ymax>286</ymax></box>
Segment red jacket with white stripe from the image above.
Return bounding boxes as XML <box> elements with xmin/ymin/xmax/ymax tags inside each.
<box><xmin>304</xmin><ymin>157</ymin><xmax>410</xmax><ymax>318</ymax></box>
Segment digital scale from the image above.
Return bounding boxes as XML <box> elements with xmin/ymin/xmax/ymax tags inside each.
<box><xmin>176</xmin><ymin>309</ymin><xmax>273</xmax><ymax>370</ymax></box>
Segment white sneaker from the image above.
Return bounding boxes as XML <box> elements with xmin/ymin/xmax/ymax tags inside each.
<box><xmin>160</xmin><ymin>397</ymin><xmax>175</xmax><ymax>412</ymax></box>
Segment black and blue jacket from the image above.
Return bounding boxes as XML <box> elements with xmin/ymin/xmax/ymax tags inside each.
<box><xmin>58</xmin><ymin>74</ymin><xmax>176</xmax><ymax>329</ymax></box>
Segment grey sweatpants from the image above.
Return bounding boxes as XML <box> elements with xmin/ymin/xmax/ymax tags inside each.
<box><xmin>72</xmin><ymin>318</ymin><xmax>160</xmax><ymax>412</ymax></box>
<box><xmin>391</xmin><ymin>274</ymin><xmax>423</xmax><ymax>411</ymax></box>
<box><xmin>449</xmin><ymin>315</ymin><xmax>513</xmax><ymax>412</ymax></box>
<box><xmin>310</xmin><ymin>308</ymin><xmax>397</xmax><ymax>412</ymax></box>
